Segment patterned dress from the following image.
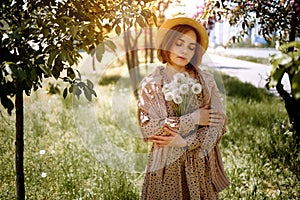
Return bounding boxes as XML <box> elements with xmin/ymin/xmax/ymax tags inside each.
<box><xmin>137</xmin><ymin>66</ymin><xmax>230</xmax><ymax>200</ymax></box>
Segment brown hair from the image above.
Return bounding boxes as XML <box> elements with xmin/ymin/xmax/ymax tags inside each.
<box><xmin>157</xmin><ymin>25</ymin><xmax>203</xmax><ymax>68</ymax></box>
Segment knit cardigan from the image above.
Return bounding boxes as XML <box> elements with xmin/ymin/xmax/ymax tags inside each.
<box><xmin>138</xmin><ymin>66</ymin><xmax>230</xmax><ymax>192</ymax></box>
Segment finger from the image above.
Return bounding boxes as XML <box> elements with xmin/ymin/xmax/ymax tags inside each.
<box><xmin>209</xmin><ymin>116</ymin><xmax>224</xmax><ymax>121</ymax></box>
<box><xmin>150</xmin><ymin>139</ymin><xmax>170</xmax><ymax>145</ymax></box>
<box><xmin>209</xmin><ymin>109</ymin><xmax>222</xmax><ymax>115</ymax></box>
<box><xmin>155</xmin><ymin>144</ymin><xmax>167</xmax><ymax>148</ymax></box>
<box><xmin>209</xmin><ymin>123</ymin><xmax>219</xmax><ymax>127</ymax></box>
<box><xmin>164</xmin><ymin>125</ymin><xmax>178</xmax><ymax>132</ymax></box>
<box><xmin>209</xmin><ymin>118</ymin><xmax>224</xmax><ymax>125</ymax></box>
<box><xmin>209</xmin><ymin>120</ymin><xmax>221</xmax><ymax>126</ymax></box>
<box><xmin>210</xmin><ymin>116</ymin><xmax>225</xmax><ymax>123</ymax></box>
<box><xmin>163</xmin><ymin>126</ymin><xmax>177</xmax><ymax>136</ymax></box>
<box><xmin>210</xmin><ymin>112</ymin><xmax>225</xmax><ymax>119</ymax></box>
<box><xmin>149</xmin><ymin>135</ymin><xmax>174</xmax><ymax>141</ymax></box>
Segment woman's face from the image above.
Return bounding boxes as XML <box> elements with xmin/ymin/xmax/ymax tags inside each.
<box><xmin>168</xmin><ymin>30</ymin><xmax>197</xmax><ymax>69</ymax></box>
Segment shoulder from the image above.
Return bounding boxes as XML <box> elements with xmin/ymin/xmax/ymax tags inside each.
<box><xmin>196</xmin><ymin>67</ymin><xmax>215</xmax><ymax>84</ymax></box>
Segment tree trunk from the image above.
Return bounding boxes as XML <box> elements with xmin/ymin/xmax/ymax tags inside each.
<box><xmin>144</xmin><ymin>28</ymin><xmax>148</xmax><ymax>68</ymax></box>
<box><xmin>123</xmin><ymin>28</ymin><xmax>141</xmax><ymax>99</ymax></box>
<box><xmin>280</xmin><ymin>2</ymin><xmax>300</xmax><ymax>139</ymax></box>
<box><xmin>149</xmin><ymin>27</ymin><xmax>154</xmax><ymax>63</ymax></box>
<box><xmin>15</xmin><ymin>89</ymin><xmax>25</xmax><ymax>200</ymax></box>
<box><xmin>276</xmin><ymin>82</ymin><xmax>300</xmax><ymax>138</ymax></box>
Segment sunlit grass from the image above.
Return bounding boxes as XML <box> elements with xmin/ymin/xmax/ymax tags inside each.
<box><xmin>0</xmin><ymin>66</ymin><xmax>299</xmax><ymax>199</ymax></box>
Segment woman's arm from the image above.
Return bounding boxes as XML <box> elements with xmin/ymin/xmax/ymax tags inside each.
<box><xmin>182</xmin><ymin>78</ymin><xmax>227</xmax><ymax>152</ymax></box>
<box><xmin>137</xmin><ymin>83</ymin><xmax>198</xmax><ymax>141</ymax></box>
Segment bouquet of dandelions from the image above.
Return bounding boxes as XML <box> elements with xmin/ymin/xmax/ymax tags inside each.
<box><xmin>162</xmin><ymin>72</ymin><xmax>202</xmax><ymax>117</ymax></box>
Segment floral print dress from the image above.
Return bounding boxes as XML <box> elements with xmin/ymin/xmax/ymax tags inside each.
<box><xmin>137</xmin><ymin>66</ymin><xmax>230</xmax><ymax>200</ymax></box>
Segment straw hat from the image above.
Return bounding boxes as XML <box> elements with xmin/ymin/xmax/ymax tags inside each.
<box><xmin>156</xmin><ymin>17</ymin><xmax>209</xmax><ymax>52</ymax></box>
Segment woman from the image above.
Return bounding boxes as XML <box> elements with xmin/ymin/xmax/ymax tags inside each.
<box><xmin>137</xmin><ymin>17</ymin><xmax>230</xmax><ymax>200</ymax></box>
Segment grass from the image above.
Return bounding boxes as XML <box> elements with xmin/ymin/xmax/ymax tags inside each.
<box><xmin>0</xmin><ymin>65</ymin><xmax>299</xmax><ymax>199</ymax></box>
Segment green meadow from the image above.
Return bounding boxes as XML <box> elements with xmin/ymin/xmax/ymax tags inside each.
<box><xmin>0</xmin><ymin>65</ymin><xmax>299</xmax><ymax>199</ymax></box>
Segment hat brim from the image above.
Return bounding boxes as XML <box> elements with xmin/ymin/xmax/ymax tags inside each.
<box><xmin>156</xmin><ymin>17</ymin><xmax>209</xmax><ymax>52</ymax></box>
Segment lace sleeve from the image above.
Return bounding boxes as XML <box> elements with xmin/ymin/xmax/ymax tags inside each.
<box><xmin>137</xmin><ymin>82</ymin><xmax>199</xmax><ymax>140</ymax></box>
<box><xmin>183</xmin><ymin>74</ymin><xmax>227</xmax><ymax>152</ymax></box>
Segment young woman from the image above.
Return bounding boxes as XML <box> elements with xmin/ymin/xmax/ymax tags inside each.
<box><xmin>137</xmin><ymin>17</ymin><xmax>230</xmax><ymax>200</ymax></box>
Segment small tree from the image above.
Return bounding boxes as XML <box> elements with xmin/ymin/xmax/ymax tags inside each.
<box><xmin>106</xmin><ymin>0</ymin><xmax>157</xmax><ymax>98</ymax></box>
<box><xmin>0</xmin><ymin>0</ymin><xmax>124</xmax><ymax>198</ymax></box>
<box><xmin>205</xmin><ymin>0</ymin><xmax>300</xmax><ymax>136</ymax></box>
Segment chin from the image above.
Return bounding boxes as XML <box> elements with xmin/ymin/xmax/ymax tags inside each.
<box><xmin>174</xmin><ymin>62</ymin><xmax>188</xmax><ymax>68</ymax></box>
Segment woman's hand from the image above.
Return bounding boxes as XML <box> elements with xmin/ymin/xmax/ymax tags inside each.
<box><xmin>147</xmin><ymin>126</ymin><xmax>187</xmax><ymax>148</ymax></box>
<box><xmin>193</xmin><ymin>105</ymin><xmax>225</xmax><ymax>126</ymax></box>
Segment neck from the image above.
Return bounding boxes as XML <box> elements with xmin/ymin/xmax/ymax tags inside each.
<box><xmin>166</xmin><ymin>63</ymin><xmax>187</xmax><ymax>73</ymax></box>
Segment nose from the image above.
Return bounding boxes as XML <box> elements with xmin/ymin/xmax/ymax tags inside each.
<box><xmin>181</xmin><ymin>47</ymin><xmax>187</xmax><ymax>55</ymax></box>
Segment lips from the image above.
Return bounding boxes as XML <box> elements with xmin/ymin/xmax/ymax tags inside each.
<box><xmin>177</xmin><ymin>56</ymin><xmax>187</xmax><ymax>60</ymax></box>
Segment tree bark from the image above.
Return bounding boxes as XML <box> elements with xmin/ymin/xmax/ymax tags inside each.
<box><xmin>276</xmin><ymin>82</ymin><xmax>300</xmax><ymax>138</ymax></box>
<box><xmin>15</xmin><ymin>89</ymin><xmax>25</xmax><ymax>200</ymax></box>
<box><xmin>123</xmin><ymin>27</ymin><xmax>141</xmax><ymax>99</ymax></box>
<box><xmin>149</xmin><ymin>27</ymin><xmax>154</xmax><ymax>63</ymax></box>
<box><xmin>281</xmin><ymin>2</ymin><xmax>300</xmax><ymax>138</ymax></box>
<box><xmin>144</xmin><ymin>28</ymin><xmax>148</xmax><ymax>67</ymax></box>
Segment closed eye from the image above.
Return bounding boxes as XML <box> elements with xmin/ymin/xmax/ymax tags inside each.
<box><xmin>175</xmin><ymin>39</ymin><xmax>183</xmax><ymax>46</ymax></box>
<box><xmin>188</xmin><ymin>44</ymin><xmax>196</xmax><ymax>51</ymax></box>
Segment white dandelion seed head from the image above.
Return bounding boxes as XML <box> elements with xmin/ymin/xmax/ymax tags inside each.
<box><xmin>172</xmin><ymin>88</ymin><xmax>180</xmax><ymax>97</ymax></box>
<box><xmin>179</xmin><ymin>84</ymin><xmax>189</xmax><ymax>94</ymax></box>
<box><xmin>39</xmin><ymin>150</ymin><xmax>46</xmax><ymax>155</ymax></box>
<box><xmin>164</xmin><ymin>92</ymin><xmax>174</xmax><ymax>101</ymax></box>
<box><xmin>41</xmin><ymin>172</ymin><xmax>47</xmax><ymax>178</ymax></box>
<box><xmin>173</xmin><ymin>95</ymin><xmax>183</xmax><ymax>104</ymax></box>
<box><xmin>162</xmin><ymin>83</ymin><xmax>172</xmax><ymax>94</ymax></box>
<box><xmin>174</xmin><ymin>73</ymin><xmax>187</xmax><ymax>84</ymax></box>
<box><xmin>191</xmin><ymin>83</ymin><xmax>202</xmax><ymax>94</ymax></box>
<box><xmin>188</xmin><ymin>78</ymin><xmax>197</xmax><ymax>85</ymax></box>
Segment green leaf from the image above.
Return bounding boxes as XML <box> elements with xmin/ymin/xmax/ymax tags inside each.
<box><xmin>115</xmin><ymin>25</ymin><xmax>121</xmax><ymax>35</ymax></box>
<box><xmin>279</xmin><ymin>54</ymin><xmax>292</xmax><ymax>66</ymax></box>
<box><xmin>43</xmin><ymin>28</ymin><xmax>50</xmax><ymax>37</ymax></box>
<box><xmin>291</xmin><ymin>71</ymin><xmax>300</xmax><ymax>100</ymax></box>
<box><xmin>40</xmin><ymin>66</ymin><xmax>52</xmax><ymax>76</ymax></box>
<box><xmin>30</xmin><ymin>68</ymin><xmax>37</xmax><ymax>81</ymax></box>
<box><xmin>67</xmin><ymin>68</ymin><xmax>76</xmax><ymax>80</ymax></box>
<box><xmin>36</xmin><ymin>57</ymin><xmax>44</xmax><ymax>64</ymax></box>
<box><xmin>232</xmin><ymin>36</ymin><xmax>236</xmax><ymax>43</ymax></box>
<box><xmin>17</xmin><ymin>68</ymin><xmax>27</xmax><ymax>82</ymax></box>
<box><xmin>76</xmin><ymin>69</ymin><xmax>82</xmax><ymax>80</ymax></box>
<box><xmin>152</xmin><ymin>13</ymin><xmax>157</xmax><ymax>26</ymax></box>
<box><xmin>48</xmin><ymin>50</ymin><xmax>59</xmax><ymax>67</ymax></box>
<box><xmin>87</xmin><ymin>79</ymin><xmax>94</xmax><ymax>89</ymax></box>
<box><xmin>0</xmin><ymin>96</ymin><xmax>14</xmax><ymax>115</ymax></box>
<box><xmin>52</xmin><ymin>57</ymin><xmax>63</xmax><ymax>79</ymax></box>
<box><xmin>279</xmin><ymin>41</ymin><xmax>300</xmax><ymax>51</ymax></box>
<box><xmin>18</xmin><ymin>48</ymin><xmax>27</xmax><ymax>57</ymax></box>
<box><xmin>69</xmin><ymin>85</ymin><xmax>73</xmax><ymax>93</ymax></box>
<box><xmin>269</xmin><ymin>66</ymin><xmax>285</xmax><ymax>88</ymax></box>
<box><xmin>104</xmin><ymin>39</ymin><xmax>117</xmax><ymax>52</ymax></box>
<box><xmin>95</xmin><ymin>43</ymin><xmax>105</xmax><ymax>62</ymax></box>
<box><xmin>137</xmin><ymin>16</ymin><xmax>145</xmax><ymax>28</ymax></box>
<box><xmin>83</xmin><ymin>87</ymin><xmax>92</xmax><ymax>101</ymax></box>
<box><xmin>78</xmin><ymin>82</ymin><xmax>85</xmax><ymax>88</ymax></box>
<box><xmin>37</xmin><ymin>17</ymin><xmax>42</xmax><ymax>27</ymax></box>
<box><xmin>63</xmin><ymin>87</ymin><xmax>68</xmax><ymax>99</ymax></box>
<box><xmin>70</xmin><ymin>26</ymin><xmax>79</xmax><ymax>38</ymax></box>
<box><xmin>74</xmin><ymin>85</ymin><xmax>82</xmax><ymax>99</ymax></box>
